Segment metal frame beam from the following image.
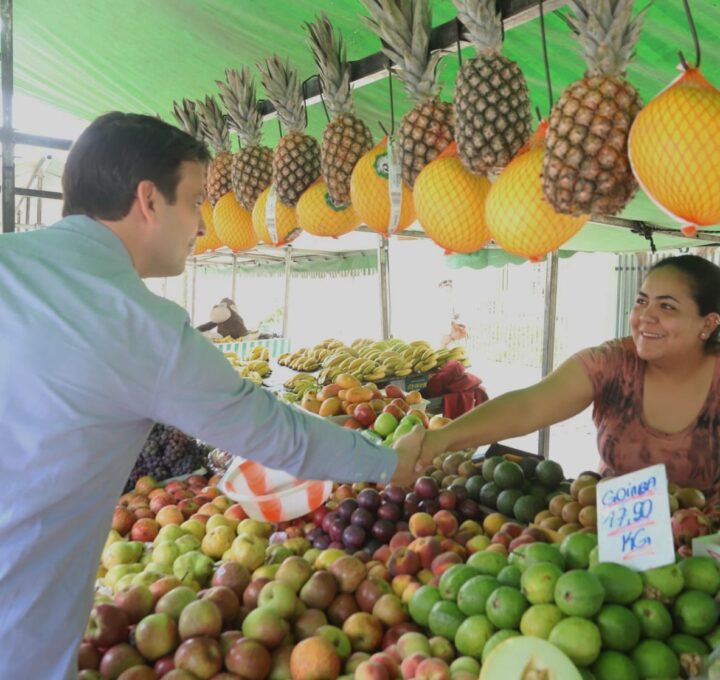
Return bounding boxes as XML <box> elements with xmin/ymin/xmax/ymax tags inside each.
<box><xmin>259</xmin><ymin>0</ymin><xmax>567</xmax><ymax>118</ymax></box>
<box><xmin>1</xmin><ymin>0</ymin><xmax>14</xmax><ymax>232</ymax></box>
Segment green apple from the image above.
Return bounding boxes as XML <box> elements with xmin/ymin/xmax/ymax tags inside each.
<box><xmin>257</xmin><ymin>581</ymin><xmax>299</xmax><ymax>619</ymax></box>
<box><xmin>373</xmin><ymin>413</ymin><xmax>399</xmax><ymax>438</ymax></box>
<box><xmin>173</xmin><ymin>550</ymin><xmax>214</xmax><ymax>586</ymax></box>
<box><xmin>175</xmin><ymin>534</ymin><xmax>201</xmax><ymax>555</ymax></box>
<box><xmin>154</xmin><ymin>525</ymin><xmax>186</xmax><ymax>545</ymax></box>
<box><xmin>230</xmin><ymin>535</ymin><xmax>266</xmax><ymax>571</ymax></box>
<box><xmin>400</xmin><ymin>414</ymin><xmax>423</xmax><ymax>429</ymax></box>
<box><xmin>152</xmin><ymin>541</ymin><xmax>181</xmax><ymax>565</ymax></box>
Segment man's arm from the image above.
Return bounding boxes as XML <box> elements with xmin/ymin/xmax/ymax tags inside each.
<box><xmin>151</xmin><ymin>323</ymin><xmax>400</xmax><ymax>485</ymax></box>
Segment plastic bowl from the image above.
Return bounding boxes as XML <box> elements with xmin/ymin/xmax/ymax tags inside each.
<box><xmin>216</xmin><ymin>452</ymin><xmax>332</xmax><ymax>522</ymax></box>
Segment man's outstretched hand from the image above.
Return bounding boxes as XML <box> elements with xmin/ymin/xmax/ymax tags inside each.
<box><xmin>390</xmin><ymin>424</ymin><xmax>429</xmax><ymax>487</ymax></box>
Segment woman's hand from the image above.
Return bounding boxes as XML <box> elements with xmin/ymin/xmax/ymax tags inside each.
<box><xmin>390</xmin><ymin>425</ymin><xmax>427</xmax><ymax>486</ymax></box>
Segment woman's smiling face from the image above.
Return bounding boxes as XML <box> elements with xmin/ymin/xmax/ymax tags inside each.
<box><xmin>630</xmin><ymin>266</ymin><xmax>712</xmax><ymax>362</ymax></box>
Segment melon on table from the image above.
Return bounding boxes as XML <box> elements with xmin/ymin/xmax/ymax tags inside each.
<box><xmin>479</xmin><ymin>635</ymin><xmax>582</xmax><ymax>680</ymax></box>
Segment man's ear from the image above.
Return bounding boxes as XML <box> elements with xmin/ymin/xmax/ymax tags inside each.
<box><xmin>136</xmin><ymin>180</ymin><xmax>159</xmax><ymax>222</ymax></box>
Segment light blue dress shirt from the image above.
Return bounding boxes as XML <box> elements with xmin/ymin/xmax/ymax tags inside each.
<box><xmin>0</xmin><ymin>215</ymin><xmax>397</xmax><ymax>679</ymax></box>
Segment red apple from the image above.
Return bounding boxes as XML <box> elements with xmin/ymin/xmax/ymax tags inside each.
<box><xmin>174</xmin><ymin>637</ymin><xmax>223</xmax><ymax>678</ymax></box>
<box><xmin>134</xmin><ymin>613</ymin><xmax>179</xmax><ymax>661</ymax></box>
<box><xmin>387</xmin><ymin>548</ymin><xmax>421</xmax><ymax>576</ymax></box>
<box><xmin>389</xmin><ymin>398</ymin><xmax>410</xmax><ymax>414</ymax></box>
<box><xmin>224</xmin><ymin>504</ymin><xmax>248</xmax><ymax>522</ymax></box>
<box><xmin>342</xmin><ymin>612</ymin><xmax>384</xmax><ymax>653</ymax></box>
<box><xmin>327</xmin><ymin>593</ymin><xmax>360</xmax><ymax>628</ymax></box>
<box><xmin>113</xmin><ymin>507</ymin><xmax>136</xmax><ymax>536</ymax></box>
<box><xmin>116</xmin><ymin>666</ymin><xmax>158</xmax><ymax>680</ymax></box>
<box><xmin>356</xmin><ymin>577</ymin><xmax>393</xmax><ymax>613</ymax></box>
<box><xmin>153</xmin><ymin>656</ymin><xmax>175</xmax><ymax>677</ymax></box>
<box><xmin>178</xmin><ymin>600</ymin><xmax>222</xmax><ymax>639</ymax></box>
<box><xmin>211</xmin><ymin>562</ymin><xmax>251</xmax><ymax>600</ymax></box>
<box><xmin>354</xmin><ymin>403</ymin><xmax>377</xmax><ymax>428</ymax></box>
<box><xmin>85</xmin><ymin>604</ymin><xmax>129</xmax><ymax>648</ymax></box>
<box><xmin>114</xmin><ymin>584</ymin><xmax>154</xmax><ymax>624</ymax></box>
<box><xmin>131</xmin><ymin>518</ymin><xmax>161</xmax><ymax>542</ymax></box>
<box><xmin>78</xmin><ymin>642</ymin><xmax>101</xmax><ymax>670</ymax></box>
<box><xmin>224</xmin><ymin>639</ymin><xmax>272</xmax><ymax>679</ymax></box>
<box><xmin>384</xmin><ymin>385</ymin><xmax>406</xmax><ymax>400</ymax></box>
<box><xmin>290</xmin><ymin>636</ymin><xmax>342</xmax><ymax>680</ymax></box>
<box><xmin>382</xmin><ymin>404</ymin><xmax>405</xmax><ymax>421</ymax></box>
<box><xmin>200</xmin><ymin>586</ymin><xmax>240</xmax><ymax>628</ymax></box>
<box><xmin>99</xmin><ymin>644</ymin><xmax>144</xmax><ymax>679</ymax></box>
<box><xmin>149</xmin><ymin>493</ymin><xmax>175</xmax><ymax>514</ymax></box>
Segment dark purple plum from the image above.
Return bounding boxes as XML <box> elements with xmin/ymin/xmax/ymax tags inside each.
<box><xmin>357</xmin><ymin>488</ymin><xmax>382</xmax><ymax>512</ymax></box>
<box><xmin>342</xmin><ymin>525</ymin><xmax>367</xmax><ymax>550</ymax></box>
<box><xmin>371</xmin><ymin>519</ymin><xmax>396</xmax><ymax>544</ymax></box>
<box><xmin>337</xmin><ymin>498</ymin><xmax>359</xmax><ymax>521</ymax></box>
<box><xmin>351</xmin><ymin>507</ymin><xmax>375</xmax><ymax>530</ymax></box>
<box><xmin>377</xmin><ymin>502</ymin><xmax>402</xmax><ymax>523</ymax></box>
<box><xmin>414</xmin><ymin>477</ymin><xmax>439</xmax><ymax>500</ymax></box>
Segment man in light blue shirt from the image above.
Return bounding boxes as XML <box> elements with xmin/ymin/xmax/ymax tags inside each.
<box><xmin>0</xmin><ymin>113</ymin><xmax>426</xmax><ymax>679</ymax></box>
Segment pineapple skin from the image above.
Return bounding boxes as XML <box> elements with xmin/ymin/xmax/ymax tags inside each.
<box><xmin>399</xmin><ymin>98</ymin><xmax>455</xmax><ymax>188</ymax></box>
<box><xmin>543</xmin><ymin>75</ymin><xmax>642</xmax><ymax>216</ymax></box>
<box><xmin>273</xmin><ymin>132</ymin><xmax>321</xmax><ymax>207</ymax></box>
<box><xmin>321</xmin><ymin>114</ymin><xmax>373</xmax><ymax>207</ymax></box>
<box><xmin>454</xmin><ymin>54</ymin><xmax>532</xmax><ymax>175</ymax></box>
<box><xmin>231</xmin><ymin>145</ymin><xmax>273</xmax><ymax>211</ymax></box>
<box><xmin>206</xmin><ymin>151</ymin><xmax>234</xmax><ymax>206</ymax></box>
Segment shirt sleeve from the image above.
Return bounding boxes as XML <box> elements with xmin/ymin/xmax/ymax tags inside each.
<box><xmin>150</xmin><ymin>321</ymin><xmax>398</xmax><ymax>485</ymax></box>
<box><xmin>573</xmin><ymin>340</ymin><xmax>625</xmax><ymax>397</ymax></box>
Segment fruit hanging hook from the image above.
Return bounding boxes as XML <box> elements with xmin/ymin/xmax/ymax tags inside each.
<box><xmin>538</xmin><ymin>0</ymin><xmax>554</xmax><ymax>114</ymax></box>
<box><xmin>680</xmin><ymin>0</ymin><xmax>701</xmax><ymax>69</ymax></box>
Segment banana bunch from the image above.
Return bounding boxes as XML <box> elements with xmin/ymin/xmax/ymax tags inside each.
<box><xmin>234</xmin><ymin>365</ymin><xmax>263</xmax><ymax>386</ymax></box>
<box><xmin>277</xmin><ymin>341</ymin><xmax>342</xmax><ymax>372</ymax></box>
<box><xmin>244</xmin><ymin>360</ymin><xmax>271</xmax><ymax>377</ymax></box>
<box><xmin>282</xmin><ymin>373</ymin><xmax>318</xmax><ymax>398</ymax></box>
<box><xmin>247</xmin><ymin>345</ymin><xmax>270</xmax><ymax>362</ymax></box>
<box><xmin>435</xmin><ymin>346</ymin><xmax>471</xmax><ymax>368</ymax></box>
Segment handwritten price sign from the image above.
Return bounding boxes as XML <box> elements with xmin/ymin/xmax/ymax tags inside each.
<box><xmin>597</xmin><ymin>464</ymin><xmax>674</xmax><ymax>571</ymax></box>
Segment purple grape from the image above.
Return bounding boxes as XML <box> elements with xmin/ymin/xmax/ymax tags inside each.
<box><xmin>351</xmin><ymin>507</ymin><xmax>375</xmax><ymax>531</ymax></box>
<box><xmin>328</xmin><ymin>516</ymin><xmax>347</xmax><ymax>543</ymax></box>
<box><xmin>342</xmin><ymin>525</ymin><xmax>367</xmax><ymax>549</ymax></box>
<box><xmin>419</xmin><ymin>499</ymin><xmax>440</xmax><ymax>516</ymax></box>
<box><xmin>371</xmin><ymin>519</ymin><xmax>396</xmax><ymax>544</ymax></box>
<box><xmin>313</xmin><ymin>534</ymin><xmax>331</xmax><ymax>550</ymax></box>
<box><xmin>357</xmin><ymin>488</ymin><xmax>382</xmax><ymax>512</ymax></box>
<box><xmin>382</xmin><ymin>484</ymin><xmax>407</xmax><ymax>505</ymax></box>
<box><xmin>377</xmin><ymin>502</ymin><xmax>402</xmax><ymax>523</ymax></box>
<box><xmin>448</xmin><ymin>484</ymin><xmax>469</xmax><ymax>504</ymax></box>
<box><xmin>337</xmin><ymin>498</ymin><xmax>359</xmax><ymax>521</ymax></box>
<box><xmin>459</xmin><ymin>498</ymin><xmax>482</xmax><ymax>520</ymax></box>
<box><xmin>414</xmin><ymin>476</ymin><xmax>439</xmax><ymax>500</ymax></box>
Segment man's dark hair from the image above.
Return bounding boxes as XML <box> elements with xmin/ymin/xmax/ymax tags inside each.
<box><xmin>62</xmin><ymin>112</ymin><xmax>211</xmax><ymax>220</ymax></box>
<box><xmin>650</xmin><ymin>254</ymin><xmax>720</xmax><ymax>352</ymax></box>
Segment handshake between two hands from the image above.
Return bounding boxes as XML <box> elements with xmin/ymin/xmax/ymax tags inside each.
<box><xmin>389</xmin><ymin>424</ymin><xmax>439</xmax><ymax>487</ymax></box>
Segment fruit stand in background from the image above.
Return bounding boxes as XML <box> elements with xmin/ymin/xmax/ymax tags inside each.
<box><xmin>91</xmin><ymin>437</ymin><xmax>720</xmax><ymax>680</ymax></box>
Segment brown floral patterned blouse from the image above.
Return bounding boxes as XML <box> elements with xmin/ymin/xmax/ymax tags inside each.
<box><xmin>575</xmin><ymin>338</ymin><xmax>720</xmax><ymax>491</ymax></box>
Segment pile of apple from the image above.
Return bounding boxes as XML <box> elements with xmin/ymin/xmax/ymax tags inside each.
<box><xmin>299</xmin><ymin>375</ymin><xmax>451</xmax><ymax>443</ymax></box>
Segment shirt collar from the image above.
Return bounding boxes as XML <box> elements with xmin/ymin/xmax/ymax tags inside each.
<box><xmin>53</xmin><ymin>214</ymin><xmax>135</xmax><ymax>268</ymax></box>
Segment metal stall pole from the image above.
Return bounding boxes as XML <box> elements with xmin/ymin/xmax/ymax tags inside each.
<box><xmin>231</xmin><ymin>254</ymin><xmax>238</xmax><ymax>301</ymax></box>
<box><xmin>377</xmin><ymin>235</ymin><xmax>391</xmax><ymax>339</ymax></box>
<box><xmin>1</xmin><ymin>0</ymin><xmax>15</xmax><ymax>233</ymax></box>
<box><xmin>538</xmin><ymin>250</ymin><xmax>559</xmax><ymax>458</ymax></box>
<box><xmin>282</xmin><ymin>245</ymin><xmax>292</xmax><ymax>338</ymax></box>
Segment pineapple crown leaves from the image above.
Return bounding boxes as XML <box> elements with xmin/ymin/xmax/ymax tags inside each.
<box><xmin>359</xmin><ymin>0</ymin><xmax>443</xmax><ymax>103</ymax></box>
<box><xmin>256</xmin><ymin>55</ymin><xmax>307</xmax><ymax>133</ymax></box>
<box><xmin>171</xmin><ymin>98</ymin><xmax>204</xmax><ymax>141</ymax></box>
<box><xmin>196</xmin><ymin>95</ymin><xmax>231</xmax><ymax>153</ymax></box>
<box><xmin>217</xmin><ymin>67</ymin><xmax>264</xmax><ymax>147</ymax></box>
<box><xmin>566</xmin><ymin>0</ymin><xmax>651</xmax><ymax>77</ymax></box>
<box><xmin>306</xmin><ymin>14</ymin><xmax>354</xmax><ymax>119</ymax></box>
<box><xmin>452</xmin><ymin>0</ymin><xmax>503</xmax><ymax>53</ymax></box>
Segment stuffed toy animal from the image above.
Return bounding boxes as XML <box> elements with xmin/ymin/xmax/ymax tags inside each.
<box><xmin>196</xmin><ymin>298</ymin><xmax>251</xmax><ymax>340</ymax></box>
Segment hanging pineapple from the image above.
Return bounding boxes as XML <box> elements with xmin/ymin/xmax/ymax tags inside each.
<box><xmin>359</xmin><ymin>0</ymin><xmax>454</xmax><ymax>187</ymax></box>
<box><xmin>452</xmin><ymin>0</ymin><xmax>532</xmax><ymax>175</ymax></box>
<box><xmin>350</xmin><ymin>139</ymin><xmax>416</xmax><ymax>235</ymax></box>
<box><xmin>296</xmin><ymin>180</ymin><xmax>360</xmax><ymax>237</ymax></box>
<box><xmin>306</xmin><ymin>14</ymin><xmax>374</xmax><ymax>207</ymax></box>
<box><xmin>194</xmin><ymin>201</ymin><xmax>224</xmax><ymax>255</ymax></box>
<box><xmin>542</xmin><ymin>0</ymin><xmax>648</xmax><ymax>216</ymax></box>
<box><xmin>217</xmin><ymin>67</ymin><xmax>273</xmax><ymax>212</ymax></box>
<box><xmin>252</xmin><ymin>186</ymin><xmax>301</xmax><ymax>246</ymax></box>
<box><xmin>196</xmin><ymin>96</ymin><xmax>234</xmax><ymax>207</ymax></box>
<box><xmin>413</xmin><ymin>145</ymin><xmax>492</xmax><ymax>253</ymax></box>
<box><xmin>172</xmin><ymin>99</ymin><xmax>223</xmax><ymax>255</ymax></box>
<box><xmin>629</xmin><ymin>66</ymin><xmax>720</xmax><ymax>234</ymax></box>
<box><xmin>212</xmin><ymin>193</ymin><xmax>258</xmax><ymax>252</ymax></box>
<box><xmin>257</xmin><ymin>56</ymin><xmax>321</xmax><ymax>207</ymax></box>
<box><xmin>487</xmin><ymin>123</ymin><xmax>590</xmax><ymax>261</ymax></box>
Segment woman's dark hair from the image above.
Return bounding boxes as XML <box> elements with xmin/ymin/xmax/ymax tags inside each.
<box><xmin>650</xmin><ymin>254</ymin><xmax>720</xmax><ymax>351</ymax></box>
<box><xmin>62</xmin><ymin>112</ymin><xmax>211</xmax><ymax>220</ymax></box>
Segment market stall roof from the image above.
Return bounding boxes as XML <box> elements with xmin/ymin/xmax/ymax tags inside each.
<box><xmin>13</xmin><ymin>0</ymin><xmax>720</xmax><ymax>255</ymax></box>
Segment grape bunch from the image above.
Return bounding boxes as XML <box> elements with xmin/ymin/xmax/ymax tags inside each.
<box><xmin>125</xmin><ymin>424</ymin><xmax>209</xmax><ymax>491</ymax></box>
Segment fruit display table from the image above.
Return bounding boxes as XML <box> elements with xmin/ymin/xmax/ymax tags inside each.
<box><xmin>91</xmin><ymin>436</ymin><xmax>720</xmax><ymax>679</ymax></box>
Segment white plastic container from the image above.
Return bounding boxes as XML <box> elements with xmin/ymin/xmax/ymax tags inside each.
<box><xmin>216</xmin><ymin>452</ymin><xmax>332</xmax><ymax>522</ymax></box>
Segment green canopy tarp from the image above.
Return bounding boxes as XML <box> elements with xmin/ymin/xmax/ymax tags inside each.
<box><xmin>13</xmin><ymin>0</ymin><xmax>720</xmax><ymax>254</ymax></box>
